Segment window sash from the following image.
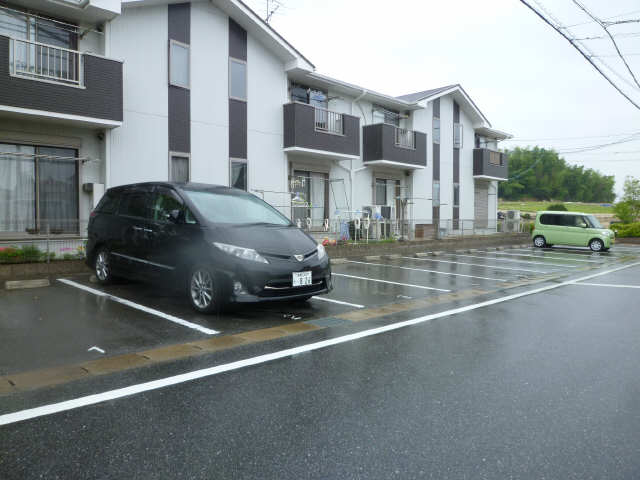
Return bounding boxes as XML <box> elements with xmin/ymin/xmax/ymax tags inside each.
<box><xmin>169</xmin><ymin>39</ymin><xmax>190</xmax><ymax>89</ymax></box>
<box><xmin>230</xmin><ymin>159</ymin><xmax>247</xmax><ymax>191</ymax></box>
<box><xmin>229</xmin><ymin>58</ymin><xmax>247</xmax><ymax>101</ymax></box>
<box><xmin>169</xmin><ymin>154</ymin><xmax>190</xmax><ymax>182</ymax></box>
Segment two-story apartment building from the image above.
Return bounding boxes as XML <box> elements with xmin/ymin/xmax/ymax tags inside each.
<box><xmin>0</xmin><ymin>0</ymin><xmax>510</xmax><ymax>241</ymax></box>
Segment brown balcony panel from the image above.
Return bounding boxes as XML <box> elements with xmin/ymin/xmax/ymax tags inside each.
<box><xmin>473</xmin><ymin>148</ymin><xmax>508</xmax><ymax>180</ymax></box>
<box><xmin>362</xmin><ymin>123</ymin><xmax>427</xmax><ymax>169</ymax></box>
<box><xmin>283</xmin><ymin>102</ymin><xmax>360</xmax><ymax>158</ymax></box>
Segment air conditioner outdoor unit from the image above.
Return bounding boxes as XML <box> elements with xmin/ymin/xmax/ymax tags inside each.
<box><xmin>506</xmin><ymin>210</ymin><xmax>520</xmax><ymax>220</ymax></box>
<box><xmin>505</xmin><ymin>210</ymin><xmax>521</xmax><ymax>232</ymax></box>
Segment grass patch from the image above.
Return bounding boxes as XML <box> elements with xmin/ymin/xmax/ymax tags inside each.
<box><xmin>498</xmin><ymin>201</ymin><xmax>614</xmax><ymax>214</ymax></box>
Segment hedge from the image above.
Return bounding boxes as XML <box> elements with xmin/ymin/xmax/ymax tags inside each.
<box><xmin>610</xmin><ymin>222</ymin><xmax>640</xmax><ymax>238</ymax></box>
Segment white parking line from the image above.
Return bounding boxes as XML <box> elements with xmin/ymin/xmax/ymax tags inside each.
<box><xmin>445</xmin><ymin>253</ymin><xmax>578</xmax><ymax>268</ymax></box>
<box><xmin>344</xmin><ymin>260</ymin><xmax>507</xmax><ymax>282</ymax></box>
<box><xmin>3</xmin><ymin>261</ymin><xmax>638</xmax><ymax>426</ymax></box>
<box><xmin>400</xmin><ymin>256</ymin><xmax>549</xmax><ymax>274</ymax></box>
<box><xmin>332</xmin><ymin>273</ymin><xmax>451</xmax><ymax>292</ymax></box>
<box><xmin>571</xmin><ymin>282</ymin><xmax>640</xmax><ymax>289</ymax></box>
<box><xmin>311</xmin><ymin>296</ymin><xmax>365</xmax><ymax>308</ymax></box>
<box><xmin>494</xmin><ymin>250</ymin><xmax>605</xmax><ymax>263</ymax></box>
<box><xmin>57</xmin><ymin>279</ymin><xmax>219</xmax><ymax>335</ymax></box>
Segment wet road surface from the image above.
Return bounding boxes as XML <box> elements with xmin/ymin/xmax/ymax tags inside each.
<box><xmin>1</xmin><ymin>245</ymin><xmax>640</xmax><ymax>478</ymax></box>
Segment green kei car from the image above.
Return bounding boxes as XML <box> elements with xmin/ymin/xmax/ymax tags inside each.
<box><xmin>531</xmin><ymin>211</ymin><xmax>615</xmax><ymax>252</ymax></box>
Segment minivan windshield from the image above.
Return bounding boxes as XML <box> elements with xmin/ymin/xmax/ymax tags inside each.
<box><xmin>585</xmin><ymin>214</ymin><xmax>603</xmax><ymax>229</ymax></box>
<box><xmin>183</xmin><ymin>190</ymin><xmax>291</xmax><ymax>226</ymax></box>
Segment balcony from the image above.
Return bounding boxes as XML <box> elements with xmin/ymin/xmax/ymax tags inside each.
<box><xmin>283</xmin><ymin>102</ymin><xmax>360</xmax><ymax>160</ymax></box>
<box><xmin>0</xmin><ymin>35</ymin><xmax>123</xmax><ymax>128</ymax></box>
<box><xmin>473</xmin><ymin>148</ymin><xmax>509</xmax><ymax>181</ymax></box>
<box><xmin>363</xmin><ymin>123</ymin><xmax>427</xmax><ymax>169</ymax></box>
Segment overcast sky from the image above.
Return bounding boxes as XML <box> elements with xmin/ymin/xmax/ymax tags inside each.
<box><xmin>245</xmin><ymin>0</ymin><xmax>640</xmax><ymax>199</ymax></box>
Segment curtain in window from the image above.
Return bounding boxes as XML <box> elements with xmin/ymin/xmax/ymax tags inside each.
<box><xmin>38</xmin><ymin>147</ymin><xmax>78</xmax><ymax>233</ymax></box>
<box><xmin>171</xmin><ymin>156</ymin><xmax>189</xmax><ymax>183</ymax></box>
<box><xmin>0</xmin><ymin>144</ymin><xmax>35</xmax><ymax>232</ymax></box>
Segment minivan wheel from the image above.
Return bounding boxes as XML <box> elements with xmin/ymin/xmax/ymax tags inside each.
<box><xmin>589</xmin><ymin>238</ymin><xmax>604</xmax><ymax>252</ymax></box>
<box><xmin>188</xmin><ymin>266</ymin><xmax>218</xmax><ymax>313</ymax></box>
<box><xmin>94</xmin><ymin>248</ymin><xmax>113</xmax><ymax>285</ymax></box>
<box><xmin>533</xmin><ymin>236</ymin><xmax>546</xmax><ymax>248</ymax></box>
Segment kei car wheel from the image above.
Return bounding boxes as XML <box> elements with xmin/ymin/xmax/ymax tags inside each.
<box><xmin>188</xmin><ymin>266</ymin><xmax>218</xmax><ymax>313</ymax></box>
<box><xmin>533</xmin><ymin>236</ymin><xmax>546</xmax><ymax>248</ymax></box>
<box><xmin>589</xmin><ymin>238</ymin><xmax>604</xmax><ymax>252</ymax></box>
<box><xmin>94</xmin><ymin>248</ymin><xmax>113</xmax><ymax>285</ymax></box>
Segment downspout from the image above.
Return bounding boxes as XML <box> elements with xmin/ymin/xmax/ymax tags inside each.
<box><xmin>347</xmin><ymin>88</ymin><xmax>368</xmax><ymax>217</ymax></box>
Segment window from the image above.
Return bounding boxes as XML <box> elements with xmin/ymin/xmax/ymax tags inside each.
<box><xmin>229</xmin><ymin>58</ymin><xmax>247</xmax><ymax>101</ymax></box>
<box><xmin>432</xmin><ymin>181</ymin><xmax>440</xmax><ymax>207</ymax></box>
<box><xmin>291</xmin><ymin>170</ymin><xmax>326</xmax><ymax>227</ymax></box>
<box><xmin>375</xmin><ymin>178</ymin><xmax>387</xmax><ymax>205</ymax></box>
<box><xmin>453</xmin><ymin>183</ymin><xmax>460</xmax><ymax>207</ymax></box>
<box><xmin>118</xmin><ymin>190</ymin><xmax>151</xmax><ymax>219</ymax></box>
<box><xmin>169</xmin><ymin>154</ymin><xmax>189</xmax><ymax>182</ymax></box>
<box><xmin>453</xmin><ymin>122</ymin><xmax>463</xmax><ymax>148</ymax></box>
<box><xmin>433</xmin><ymin>117</ymin><xmax>440</xmax><ymax>144</ymax></box>
<box><xmin>230</xmin><ymin>159</ymin><xmax>247</xmax><ymax>191</ymax></box>
<box><xmin>95</xmin><ymin>191</ymin><xmax>120</xmax><ymax>215</ymax></box>
<box><xmin>0</xmin><ymin>143</ymin><xmax>78</xmax><ymax>233</ymax></box>
<box><xmin>373</xmin><ymin>106</ymin><xmax>400</xmax><ymax>126</ymax></box>
<box><xmin>150</xmin><ymin>188</ymin><xmax>196</xmax><ymax>224</ymax></box>
<box><xmin>169</xmin><ymin>39</ymin><xmax>189</xmax><ymax>88</ymax></box>
<box><xmin>183</xmin><ymin>190</ymin><xmax>290</xmax><ymax>225</ymax></box>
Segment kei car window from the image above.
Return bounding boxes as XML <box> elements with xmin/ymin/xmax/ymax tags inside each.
<box><xmin>183</xmin><ymin>190</ymin><xmax>291</xmax><ymax>226</ymax></box>
<box><xmin>585</xmin><ymin>215</ymin><xmax>603</xmax><ymax>228</ymax></box>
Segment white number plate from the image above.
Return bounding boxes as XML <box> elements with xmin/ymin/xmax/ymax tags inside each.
<box><xmin>292</xmin><ymin>271</ymin><xmax>312</xmax><ymax>287</ymax></box>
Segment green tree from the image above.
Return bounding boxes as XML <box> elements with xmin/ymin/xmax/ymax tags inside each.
<box><xmin>499</xmin><ymin>147</ymin><xmax>615</xmax><ymax>203</ymax></box>
<box><xmin>614</xmin><ymin>176</ymin><xmax>640</xmax><ymax>223</ymax></box>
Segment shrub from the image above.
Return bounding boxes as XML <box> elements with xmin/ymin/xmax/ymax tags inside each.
<box><xmin>521</xmin><ymin>213</ymin><xmax>531</xmax><ymax>219</ymax></box>
<box><xmin>613</xmin><ymin>200</ymin><xmax>639</xmax><ymax>224</ymax></box>
<box><xmin>546</xmin><ymin>203</ymin><xmax>567</xmax><ymax>211</ymax></box>
<box><xmin>610</xmin><ymin>222</ymin><xmax>640</xmax><ymax>238</ymax></box>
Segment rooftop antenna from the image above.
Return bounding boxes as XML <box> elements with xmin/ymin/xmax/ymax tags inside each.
<box><xmin>265</xmin><ymin>0</ymin><xmax>281</xmax><ymax>23</ymax></box>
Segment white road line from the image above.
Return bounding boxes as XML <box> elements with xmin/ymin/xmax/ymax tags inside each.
<box><xmin>311</xmin><ymin>296</ymin><xmax>365</xmax><ymax>308</ymax></box>
<box><xmin>571</xmin><ymin>282</ymin><xmax>640</xmax><ymax>289</ymax></box>
<box><xmin>494</xmin><ymin>250</ymin><xmax>604</xmax><ymax>263</ymax></box>
<box><xmin>3</xmin><ymin>261</ymin><xmax>638</xmax><ymax>426</ymax></box>
<box><xmin>57</xmin><ymin>279</ymin><xmax>219</xmax><ymax>336</ymax></box>
<box><xmin>400</xmin><ymin>256</ymin><xmax>549</xmax><ymax>274</ymax></box>
<box><xmin>344</xmin><ymin>260</ymin><xmax>506</xmax><ymax>282</ymax></box>
<box><xmin>332</xmin><ymin>273</ymin><xmax>451</xmax><ymax>292</ymax></box>
<box><xmin>445</xmin><ymin>253</ymin><xmax>578</xmax><ymax>268</ymax></box>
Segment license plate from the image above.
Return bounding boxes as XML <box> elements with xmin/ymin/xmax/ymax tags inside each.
<box><xmin>292</xmin><ymin>271</ymin><xmax>312</xmax><ymax>287</ymax></box>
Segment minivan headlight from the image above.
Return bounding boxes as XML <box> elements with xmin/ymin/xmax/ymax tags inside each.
<box><xmin>213</xmin><ymin>242</ymin><xmax>269</xmax><ymax>264</ymax></box>
<box><xmin>317</xmin><ymin>243</ymin><xmax>327</xmax><ymax>260</ymax></box>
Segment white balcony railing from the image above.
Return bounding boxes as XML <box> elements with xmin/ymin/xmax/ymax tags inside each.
<box><xmin>10</xmin><ymin>38</ymin><xmax>83</xmax><ymax>87</ymax></box>
<box><xmin>314</xmin><ymin>107</ymin><xmax>344</xmax><ymax>135</ymax></box>
<box><xmin>394</xmin><ymin>127</ymin><xmax>416</xmax><ymax>149</ymax></box>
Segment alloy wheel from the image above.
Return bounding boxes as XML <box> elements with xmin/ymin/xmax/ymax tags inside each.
<box><xmin>191</xmin><ymin>269</ymin><xmax>214</xmax><ymax>309</ymax></box>
<box><xmin>534</xmin><ymin>236</ymin><xmax>545</xmax><ymax>248</ymax></box>
<box><xmin>590</xmin><ymin>239</ymin><xmax>603</xmax><ymax>252</ymax></box>
<box><xmin>95</xmin><ymin>251</ymin><xmax>109</xmax><ymax>281</ymax></box>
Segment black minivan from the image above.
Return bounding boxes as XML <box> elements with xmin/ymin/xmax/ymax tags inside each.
<box><xmin>86</xmin><ymin>182</ymin><xmax>332</xmax><ymax>313</ymax></box>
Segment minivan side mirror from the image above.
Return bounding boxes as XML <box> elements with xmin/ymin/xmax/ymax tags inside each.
<box><xmin>167</xmin><ymin>209</ymin><xmax>182</xmax><ymax>223</ymax></box>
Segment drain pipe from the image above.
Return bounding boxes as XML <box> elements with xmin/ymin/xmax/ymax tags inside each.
<box><xmin>343</xmin><ymin>88</ymin><xmax>368</xmax><ymax>218</ymax></box>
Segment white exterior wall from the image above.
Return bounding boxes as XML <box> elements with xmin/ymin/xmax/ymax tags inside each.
<box><xmin>108</xmin><ymin>5</ymin><xmax>168</xmax><ymax>187</ymax></box>
<box><xmin>246</xmin><ymin>31</ymin><xmax>288</xmax><ymax>210</ymax></box>
<box><xmin>190</xmin><ymin>2</ymin><xmax>228</xmax><ymax>185</ymax></box>
<box><xmin>459</xmin><ymin>105</ymin><xmax>475</xmax><ymax>222</ymax></box>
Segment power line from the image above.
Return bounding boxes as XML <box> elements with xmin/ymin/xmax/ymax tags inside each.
<box><xmin>562</xmin><ymin>8</ymin><xmax>640</xmax><ymax>28</ymax></box>
<box><xmin>574</xmin><ymin>32</ymin><xmax>640</xmax><ymax>41</ymax></box>
<box><xmin>520</xmin><ymin>0</ymin><xmax>640</xmax><ymax>110</ymax></box>
<box><xmin>571</xmin><ymin>0</ymin><xmax>640</xmax><ymax>90</ymax></box>
<box><xmin>507</xmin><ymin>131</ymin><xmax>640</xmax><ymax>141</ymax></box>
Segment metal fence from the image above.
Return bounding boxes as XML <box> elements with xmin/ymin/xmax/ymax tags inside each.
<box><xmin>293</xmin><ymin>217</ymin><xmax>533</xmax><ymax>244</ymax></box>
<box><xmin>394</xmin><ymin>127</ymin><xmax>416</xmax><ymax>149</ymax></box>
<box><xmin>314</xmin><ymin>107</ymin><xmax>344</xmax><ymax>135</ymax></box>
<box><xmin>0</xmin><ymin>220</ymin><xmax>88</xmax><ymax>264</ymax></box>
<box><xmin>10</xmin><ymin>38</ymin><xmax>83</xmax><ymax>86</ymax></box>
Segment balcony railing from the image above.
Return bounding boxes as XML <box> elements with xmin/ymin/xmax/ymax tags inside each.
<box><xmin>394</xmin><ymin>127</ymin><xmax>416</xmax><ymax>149</ymax></box>
<box><xmin>10</xmin><ymin>38</ymin><xmax>83</xmax><ymax>87</ymax></box>
<box><xmin>314</xmin><ymin>107</ymin><xmax>344</xmax><ymax>135</ymax></box>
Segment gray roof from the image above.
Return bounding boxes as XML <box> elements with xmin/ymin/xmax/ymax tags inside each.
<box><xmin>395</xmin><ymin>84</ymin><xmax>458</xmax><ymax>103</ymax></box>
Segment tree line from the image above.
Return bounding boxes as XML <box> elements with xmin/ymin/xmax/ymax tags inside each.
<box><xmin>498</xmin><ymin>147</ymin><xmax>616</xmax><ymax>203</ymax></box>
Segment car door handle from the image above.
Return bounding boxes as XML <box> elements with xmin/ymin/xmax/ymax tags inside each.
<box><xmin>132</xmin><ymin>226</ymin><xmax>143</xmax><ymax>231</ymax></box>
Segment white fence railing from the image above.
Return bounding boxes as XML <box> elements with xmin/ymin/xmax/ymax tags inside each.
<box><xmin>10</xmin><ymin>38</ymin><xmax>83</xmax><ymax>86</ymax></box>
<box><xmin>394</xmin><ymin>127</ymin><xmax>416</xmax><ymax>149</ymax></box>
<box><xmin>314</xmin><ymin>107</ymin><xmax>344</xmax><ymax>135</ymax></box>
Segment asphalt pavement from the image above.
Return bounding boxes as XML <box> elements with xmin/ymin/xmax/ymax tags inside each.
<box><xmin>1</xmin><ymin>245</ymin><xmax>640</xmax><ymax>479</ymax></box>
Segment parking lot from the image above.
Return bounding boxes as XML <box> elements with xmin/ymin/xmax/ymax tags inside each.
<box><xmin>1</xmin><ymin>243</ymin><xmax>639</xmax><ymax>392</ymax></box>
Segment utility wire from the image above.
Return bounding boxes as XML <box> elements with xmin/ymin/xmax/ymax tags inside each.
<box><xmin>571</xmin><ymin>0</ymin><xmax>640</xmax><ymax>90</ymax></box>
<box><xmin>562</xmin><ymin>8</ymin><xmax>640</xmax><ymax>28</ymax></box>
<box><xmin>520</xmin><ymin>0</ymin><xmax>640</xmax><ymax>110</ymax></box>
